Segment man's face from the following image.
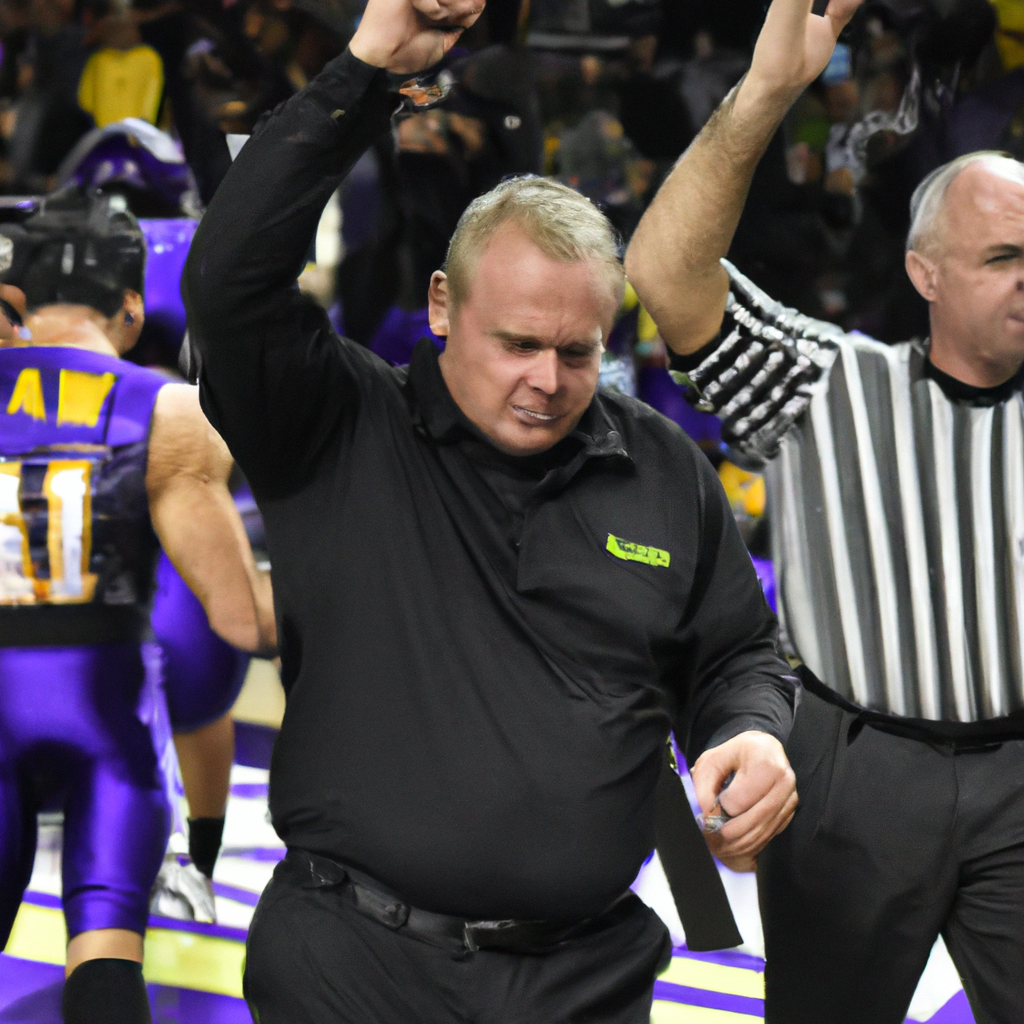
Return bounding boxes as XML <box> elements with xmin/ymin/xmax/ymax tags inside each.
<box><xmin>917</xmin><ymin>164</ymin><xmax>1024</xmax><ymax>381</ymax></box>
<box><xmin>433</xmin><ymin>221</ymin><xmax>620</xmax><ymax>456</ymax></box>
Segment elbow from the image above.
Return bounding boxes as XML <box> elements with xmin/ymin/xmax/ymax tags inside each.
<box><xmin>182</xmin><ymin>248</ymin><xmax>212</xmax><ymax>324</ymax></box>
<box><xmin>183</xmin><ymin>227</ymin><xmax>235</xmax><ymax>332</ymax></box>
<box><xmin>624</xmin><ymin>245</ymin><xmax>673</xmax><ymax>330</ymax></box>
<box><xmin>623</xmin><ymin>245</ymin><xmax>652</xmax><ymax>303</ymax></box>
<box><xmin>624</xmin><ymin>218</ymin><xmax>672</xmax><ymax>302</ymax></box>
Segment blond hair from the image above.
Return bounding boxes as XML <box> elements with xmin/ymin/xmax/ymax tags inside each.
<box><xmin>443</xmin><ymin>176</ymin><xmax>624</xmax><ymax>307</ymax></box>
<box><xmin>908</xmin><ymin>151</ymin><xmax>1024</xmax><ymax>255</ymax></box>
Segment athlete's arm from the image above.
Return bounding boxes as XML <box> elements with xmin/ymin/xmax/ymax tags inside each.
<box><xmin>624</xmin><ymin>0</ymin><xmax>862</xmax><ymax>356</ymax></box>
<box><xmin>182</xmin><ymin>0</ymin><xmax>481</xmax><ymax>499</ymax></box>
<box><xmin>147</xmin><ymin>384</ymin><xmax>276</xmax><ymax>655</ymax></box>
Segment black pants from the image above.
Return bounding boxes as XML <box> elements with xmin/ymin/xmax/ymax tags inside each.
<box><xmin>759</xmin><ymin>687</ymin><xmax>1024</xmax><ymax>1024</ymax></box>
<box><xmin>244</xmin><ymin>852</ymin><xmax>672</xmax><ymax>1024</ymax></box>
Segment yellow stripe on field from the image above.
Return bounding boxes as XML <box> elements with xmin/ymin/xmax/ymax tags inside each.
<box><xmin>143</xmin><ymin>928</ymin><xmax>244</xmax><ymax>996</ymax></box>
<box><xmin>659</xmin><ymin>956</ymin><xmax>765</xmax><ymax>999</ymax></box>
<box><xmin>651</xmin><ymin>1000</ymin><xmax>762</xmax><ymax>1023</ymax></box>
<box><xmin>6</xmin><ymin>902</ymin><xmax>245</xmax><ymax>997</ymax></box>
<box><xmin>5</xmin><ymin>902</ymin><xmax>65</xmax><ymax>965</ymax></box>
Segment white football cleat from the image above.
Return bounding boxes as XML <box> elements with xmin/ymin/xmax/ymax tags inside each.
<box><xmin>149</xmin><ymin>855</ymin><xmax>217</xmax><ymax>924</ymax></box>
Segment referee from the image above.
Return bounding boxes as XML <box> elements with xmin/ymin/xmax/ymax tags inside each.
<box><xmin>183</xmin><ymin>0</ymin><xmax>799</xmax><ymax>1019</ymax></box>
<box><xmin>627</xmin><ymin>0</ymin><xmax>1024</xmax><ymax>1020</ymax></box>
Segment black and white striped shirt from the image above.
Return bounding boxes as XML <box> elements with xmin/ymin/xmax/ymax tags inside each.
<box><xmin>672</xmin><ymin>261</ymin><xmax>1024</xmax><ymax>725</ymax></box>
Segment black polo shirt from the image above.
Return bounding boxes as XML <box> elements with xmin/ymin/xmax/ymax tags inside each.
<box><xmin>184</xmin><ymin>48</ymin><xmax>796</xmax><ymax>921</ymax></box>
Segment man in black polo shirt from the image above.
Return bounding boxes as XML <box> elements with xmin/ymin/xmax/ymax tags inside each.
<box><xmin>183</xmin><ymin>0</ymin><xmax>799</xmax><ymax>1019</ymax></box>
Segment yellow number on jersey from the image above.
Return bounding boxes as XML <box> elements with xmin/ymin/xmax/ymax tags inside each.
<box><xmin>0</xmin><ymin>459</ymin><xmax>97</xmax><ymax>604</ymax></box>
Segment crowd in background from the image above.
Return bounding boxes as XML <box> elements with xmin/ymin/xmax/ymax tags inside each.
<box><xmin>3</xmin><ymin>0</ymin><xmax>1024</xmax><ymax>386</ymax></box>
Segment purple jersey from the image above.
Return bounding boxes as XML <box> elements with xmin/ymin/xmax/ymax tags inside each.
<box><xmin>0</xmin><ymin>345</ymin><xmax>170</xmax><ymax>946</ymax></box>
<box><xmin>0</xmin><ymin>346</ymin><xmax>167</xmax><ymax>638</ymax></box>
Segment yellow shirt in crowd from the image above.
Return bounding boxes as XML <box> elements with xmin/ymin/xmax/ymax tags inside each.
<box><xmin>991</xmin><ymin>0</ymin><xmax>1024</xmax><ymax>70</ymax></box>
<box><xmin>77</xmin><ymin>45</ymin><xmax>164</xmax><ymax>128</ymax></box>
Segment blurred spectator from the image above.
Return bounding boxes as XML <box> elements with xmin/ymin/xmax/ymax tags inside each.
<box><xmin>992</xmin><ymin>0</ymin><xmax>1024</xmax><ymax>70</ymax></box>
<box><xmin>553</xmin><ymin>108</ymin><xmax>652</xmax><ymax>238</ymax></box>
<box><xmin>3</xmin><ymin>0</ymin><xmax>91</xmax><ymax>191</ymax></box>
<box><xmin>78</xmin><ymin>10</ymin><xmax>163</xmax><ymax>126</ymax></box>
<box><xmin>0</xmin><ymin>0</ymin><xmax>30</xmax><ymax>103</ymax></box>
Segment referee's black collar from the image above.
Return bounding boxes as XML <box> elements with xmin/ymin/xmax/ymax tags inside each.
<box><xmin>405</xmin><ymin>338</ymin><xmax>632</xmax><ymax>463</ymax></box>
<box><xmin>912</xmin><ymin>339</ymin><xmax>1024</xmax><ymax>406</ymax></box>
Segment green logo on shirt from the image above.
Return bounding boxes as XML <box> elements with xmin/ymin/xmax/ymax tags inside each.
<box><xmin>606</xmin><ymin>534</ymin><xmax>671</xmax><ymax>568</ymax></box>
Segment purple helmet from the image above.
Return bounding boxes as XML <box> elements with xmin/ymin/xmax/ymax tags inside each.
<box><xmin>54</xmin><ymin>119</ymin><xmax>200</xmax><ymax>218</ymax></box>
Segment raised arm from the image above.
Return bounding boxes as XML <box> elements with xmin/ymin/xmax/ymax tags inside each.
<box><xmin>147</xmin><ymin>384</ymin><xmax>276</xmax><ymax>655</ymax></box>
<box><xmin>183</xmin><ymin>0</ymin><xmax>483</xmax><ymax>496</ymax></box>
<box><xmin>624</xmin><ymin>0</ymin><xmax>862</xmax><ymax>355</ymax></box>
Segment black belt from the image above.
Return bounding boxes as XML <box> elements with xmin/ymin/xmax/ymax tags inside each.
<box><xmin>796</xmin><ymin>664</ymin><xmax>1024</xmax><ymax>750</ymax></box>
<box><xmin>286</xmin><ymin>849</ymin><xmax>635</xmax><ymax>954</ymax></box>
<box><xmin>0</xmin><ymin>604</ymin><xmax>145</xmax><ymax>647</ymax></box>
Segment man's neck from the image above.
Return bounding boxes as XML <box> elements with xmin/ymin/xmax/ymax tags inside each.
<box><xmin>19</xmin><ymin>307</ymin><xmax>118</xmax><ymax>358</ymax></box>
<box><xmin>927</xmin><ymin>331</ymin><xmax>1023</xmax><ymax>390</ymax></box>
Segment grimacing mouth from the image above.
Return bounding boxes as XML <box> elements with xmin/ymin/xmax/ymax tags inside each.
<box><xmin>512</xmin><ymin>405</ymin><xmax>561</xmax><ymax>422</ymax></box>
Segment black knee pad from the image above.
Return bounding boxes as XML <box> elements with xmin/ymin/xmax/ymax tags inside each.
<box><xmin>62</xmin><ymin>958</ymin><xmax>152</xmax><ymax>1024</ymax></box>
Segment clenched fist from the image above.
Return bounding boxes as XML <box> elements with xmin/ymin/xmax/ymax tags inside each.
<box><xmin>349</xmin><ymin>0</ymin><xmax>485</xmax><ymax>75</ymax></box>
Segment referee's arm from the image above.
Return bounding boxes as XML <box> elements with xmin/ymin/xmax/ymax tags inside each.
<box><xmin>624</xmin><ymin>0</ymin><xmax>862</xmax><ymax>356</ymax></box>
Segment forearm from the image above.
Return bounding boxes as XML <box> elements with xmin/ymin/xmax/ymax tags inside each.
<box><xmin>148</xmin><ymin>384</ymin><xmax>277</xmax><ymax>656</ymax></box>
<box><xmin>625</xmin><ymin>0</ymin><xmax>863</xmax><ymax>355</ymax></box>
<box><xmin>683</xmin><ymin>638</ymin><xmax>797</xmax><ymax>764</ymax></box>
<box><xmin>183</xmin><ymin>49</ymin><xmax>394</xmax><ymax>352</ymax></box>
<box><xmin>253</xmin><ymin>568</ymin><xmax>277</xmax><ymax>655</ymax></box>
<box><xmin>152</xmin><ymin>481</ymin><xmax>272</xmax><ymax>654</ymax></box>
<box><xmin>625</xmin><ymin>78</ymin><xmax>791</xmax><ymax>356</ymax></box>
<box><xmin>677</xmin><ymin>455</ymin><xmax>797</xmax><ymax>761</ymax></box>
<box><xmin>181</xmin><ymin>50</ymin><xmax>396</xmax><ymax>490</ymax></box>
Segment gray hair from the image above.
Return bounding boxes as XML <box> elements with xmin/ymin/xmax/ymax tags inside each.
<box><xmin>443</xmin><ymin>176</ymin><xmax>624</xmax><ymax>307</ymax></box>
<box><xmin>907</xmin><ymin>151</ymin><xmax>1024</xmax><ymax>254</ymax></box>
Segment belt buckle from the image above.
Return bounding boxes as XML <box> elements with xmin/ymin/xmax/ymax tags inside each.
<box><xmin>462</xmin><ymin>919</ymin><xmax>517</xmax><ymax>952</ymax></box>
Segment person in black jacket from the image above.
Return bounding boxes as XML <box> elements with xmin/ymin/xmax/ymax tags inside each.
<box><xmin>183</xmin><ymin>1</ymin><xmax>799</xmax><ymax>1020</ymax></box>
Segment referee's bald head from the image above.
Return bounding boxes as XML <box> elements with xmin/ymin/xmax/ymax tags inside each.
<box><xmin>908</xmin><ymin>152</ymin><xmax>1024</xmax><ymax>258</ymax></box>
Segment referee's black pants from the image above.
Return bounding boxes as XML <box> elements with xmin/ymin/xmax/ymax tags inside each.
<box><xmin>759</xmin><ymin>686</ymin><xmax>1024</xmax><ymax>1024</ymax></box>
<box><xmin>244</xmin><ymin>852</ymin><xmax>672</xmax><ymax>1024</ymax></box>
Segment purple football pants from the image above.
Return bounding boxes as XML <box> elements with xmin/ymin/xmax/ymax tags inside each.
<box><xmin>0</xmin><ymin>643</ymin><xmax>170</xmax><ymax>945</ymax></box>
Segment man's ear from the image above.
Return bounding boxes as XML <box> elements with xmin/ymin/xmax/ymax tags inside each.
<box><xmin>0</xmin><ymin>284</ymin><xmax>26</xmax><ymax>344</ymax></box>
<box><xmin>0</xmin><ymin>284</ymin><xmax>27</xmax><ymax>322</ymax></box>
<box><xmin>123</xmin><ymin>289</ymin><xmax>144</xmax><ymax>324</ymax></box>
<box><xmin>905</xmin><ymin>249</ymin><xmax>938</xmax><ymax>303</ymax></box>
<box><xmin>112</xmin><ymin>289</ymin><xmax>144</xmax><ymax>354</ymax></box>
<box><xmin>427</xmin><ymin>271</ymin><xmax>451</xmax><ymax>337</ymax></box>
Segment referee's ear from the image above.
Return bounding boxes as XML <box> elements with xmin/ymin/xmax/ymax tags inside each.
<box><xmin>428</xmin><ymin>270</ymin><xmax>451</xmax><ymax>338</ymax></box>
<box><xmin>905</xmin><ymin>249</ymin><xmax>938</xmax><ymax>303</ymax></box>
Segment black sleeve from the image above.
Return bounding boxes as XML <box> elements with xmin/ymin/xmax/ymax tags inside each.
<box><xmin>182</xmin><ymin>49</ymin><xmax>397</xmax><ymax>498</ymax></box>
<box><xmin>674</xmin><ymin>452</ymin><xmax>798</xmax><ymax>764</ymax></box>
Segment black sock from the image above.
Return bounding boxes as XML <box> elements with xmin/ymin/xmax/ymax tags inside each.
<box><xmin>188</xmin><ymin>816</ymin><xmax>225</xmax><ymax>878</ymax></box>
<box><xmin>62</xmin><ymin>958</ymin><xmax>152</xmax><ymax>1024</ymax></box>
